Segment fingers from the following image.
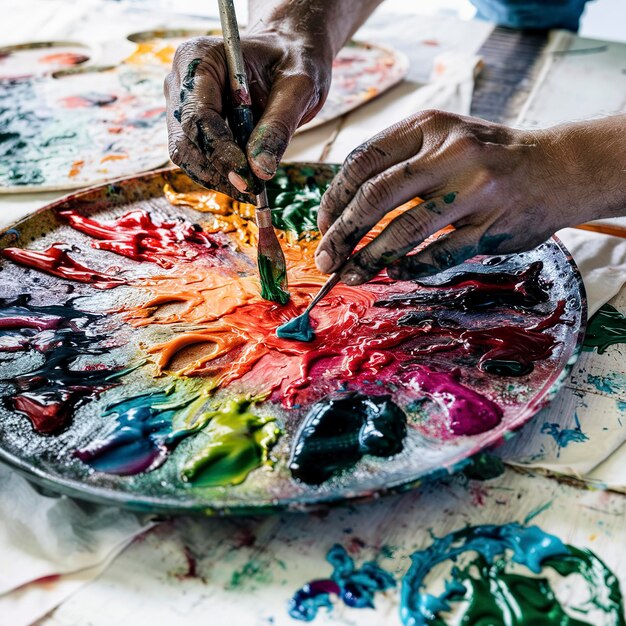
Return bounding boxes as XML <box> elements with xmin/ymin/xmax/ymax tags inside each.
<box><xmin>315</xmin><ymin>158</ymin><xmax>444</xmax><ymax>275</ymax></box>
<box><xmin>317</xmin><ymin>116</ymin><xmax>425</xmax><ymax>235</ymax></box>
<box><xmin>339</xmin><ymin>199</ymin><xmax>455</xmax><ymax>285</ymax></box>
<box><xmin>246</xmin><ymin>73</ymin><xmax>324</xmax><ymax>180</ymax></box>
<box><xmin>166</xmin><ymin>40</ymin><xmax>257</xmax><ymax>197</ymax></box>
<box><xmin>386</xmin><ymin>226</ymin><xmax>510</xmax><ymax>281</ymax></box>
<box><xmin>178</xmin><ymin>68</ymin><xmax>258</xmax><ymax>194</ymax></box>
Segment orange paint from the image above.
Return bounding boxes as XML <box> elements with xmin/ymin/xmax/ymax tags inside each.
<box><xmin>100</xmin><ymin>154</ymin><xmax>128</xmax><ymax>163</ymax></box>
<box><xmin>121</xmin><ymin>187</ymin><xmax>434</xmax><ymax>406</ymax></box>
<box><xmin>68</xmin><ymin>160</ymin><xmax>85</xmax><ymax>178</ymax></box>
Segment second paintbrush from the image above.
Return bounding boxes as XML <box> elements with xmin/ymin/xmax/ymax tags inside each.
<box><xmin>217</xmin><ymin>0</ymin><xmax>289</xmax><ymax>304</ymax></box>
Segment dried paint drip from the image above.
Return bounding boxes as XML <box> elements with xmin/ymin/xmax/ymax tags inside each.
<box><xmin>583</xmin><ymin>304</ymin><xmax>626</xmax><ymax>354</ymax></box>
<box><xmin>59</xmin><ymin>209</ymin><xmax>220</xmax><ymax>268</ymax></box>
<box><xmin>289</xmin><ymin>393</ymin><xmax>407</xmax><ymax>484</ymax></box>
<box><xmin>180</xmin><ymin>396</ymin><xmax>282</xmax><ymax>487</ymax></box>
<box><xmin>288</xmin><ymin>544</ymin><xmax>395</xmax><ymax>621</ymax></box>
<box><xmin>2</xmin><ymin>244</ymin><xmax>126</xmax><ymax>289</ymax></box>
<box><xmin>376</xmin><ymin>261</ymin><xmax>549</xmax><ymax>311</ymax></box>
<box><xmin>0</xmin><ymin>295</ymin><xmax>128</xmax><ymax>434</ymax></box>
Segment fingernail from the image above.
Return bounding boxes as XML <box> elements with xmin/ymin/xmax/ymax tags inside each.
<box><xmin>253</xmin><ymin>151</ymin><xmax>278</xmax><ymax>177</ymax></box>
<box><xmin>342</xmin><ymin>271</ymin><xmax>362</xmax><ymax>286</ymax></box>
<box><xmin>228</xmin><ymin>171</ymin><xmax>248</xmax><ymax>193</ymax></box>
<box><xmin>315</xmin><ymin>250</ymin><xmax>333</xmax><ymax>274</ymax></box>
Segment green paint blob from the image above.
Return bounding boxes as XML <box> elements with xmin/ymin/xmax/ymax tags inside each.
<box><xmin>400</xmin><ymin>523</ymin><xmax>625</xmax><ymax>626</ymax></box>
<box><xmin>266</xmin><ymin>172</ymin><xmax>330</xmax><ymax>235</ymax></box>
<box><xmin>583</xmin><ymin>304</ymin><xmax>626</xmax><ymax>354</ymax></box>
<box><xmin>452</xmin><ymin>555</ymin><xmax>594</xmax><ymax>626</ymax></box>
<box><xmin>276</xmin><ymin>310</ymin><xmax>315</xmax><ymax>342</ymax></box>
<box><xmin>443</xmin><ymin>192</ymin><xmax>457</xmax><ymax>204</ymax></box>
<box><xmin>462</xmin><ymin>452</ymin><xmax>505</xmax><ymax>481</ymax></box>
<box><xmin>180</xmin><ymin>397</ymin><xmax>282</xmax><ymax>487</ymax></box>
<box><xmin>258</xmin><ymin>253</ymin><xmax>290</xmax><ymax>304</ymax></box>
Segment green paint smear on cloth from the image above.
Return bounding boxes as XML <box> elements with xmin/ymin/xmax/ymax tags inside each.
<box><xmin>400</xmin><ymin>523</ymin><xmax>625</xmax><ymax>626</ymax></box>
<box><xmin>181</xmin><ymin>396</ymin><xmax>282</xmax><ymax>487</ymax></box>
<box><xmin>583</xmin><ymin>304</ymin><xmax>626</xmax><ymax>354</ymax></box>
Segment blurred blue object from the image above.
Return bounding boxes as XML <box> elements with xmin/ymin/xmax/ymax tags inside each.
<box><xmin>471</xmin><ymin>0</ymin><xmax>590</xmax><ymax>30</ymax></box>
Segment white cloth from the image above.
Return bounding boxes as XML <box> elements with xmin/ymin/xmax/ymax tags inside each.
<box><xmin>0</xmin><ymin>464</ymin><xmax>152</xmax><ymax>625</ymax></box>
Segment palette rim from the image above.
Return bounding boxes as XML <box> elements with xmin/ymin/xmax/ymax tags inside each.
<box><xmin>0</xmin><ymin>165</ymin><xmax>588</xmax><ymax>515</ymax></box>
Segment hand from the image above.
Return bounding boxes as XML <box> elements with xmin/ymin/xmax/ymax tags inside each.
<box><xmin>165</xmin><ymin>32</ymin><xmax>332</xmax><ymax>200</ymax></box>
<box><xmin>315</xmin><ymin>111</ymin><xmax>623</xmax><ymax>284</ymax></box>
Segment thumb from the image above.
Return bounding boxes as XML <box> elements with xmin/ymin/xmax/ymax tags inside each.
<box><xmin>246</xmin><ymin>73</ymin><xmax>324</xmax><ymax>179</ymax></box>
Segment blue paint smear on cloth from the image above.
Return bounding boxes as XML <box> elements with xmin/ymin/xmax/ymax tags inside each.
<box><xmin>288</xmin><ymin>544</ymin><xmax>395</xmax><ymax>621</ymax></box>
<box><xmin>541</xmin><ymin>413</ymin><xmax>589</xmax><ymax>449</ymax></box>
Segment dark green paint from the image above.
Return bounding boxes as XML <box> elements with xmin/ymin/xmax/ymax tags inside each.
<box><xmin>583</xmin><ymin>304</ymin><xmax>626</xmax><ymax>354</ymax></box>
<box><xmin>258</xmin><ymin>252</ymin><xmax>290</xmax><ymax>304</ymax></box>
<box><xmin>462</xmin><ymin>452</ymin><xmax>505</xmax><ymax>480</ymax></box>
<box><xmin>266</xmin><ymin>172</ymin><xmax>329</xmax><ymax>235</ymax></box>
<box><xmin>182</xmin><ymin>58</ymin><xmax>201</xmax><ymax>91</ymax></box>
<box><xmin>443</xmin><ymin>192</ymin><xmax>457</xmax><ymax>204</ymax></box>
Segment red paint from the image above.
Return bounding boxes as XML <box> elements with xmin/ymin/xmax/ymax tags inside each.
<box><xmin>411</xmin><ymin>302</ymin><xmax>565</xmax><ymax>376</ymax></box>
<box><xmin>377</xmin><ymin>261</ymin><xmax>549</xmax><ymax>310</ymax></box>
<box><xmin>59</xmin><ymin>209</ymin><xmax>219</xmax><ymax>268</ymax></box>
<box><xmin>13</xmin><ymin>390</ymin><xmax>73</xmax><ymax>435</ymax></box>
<box><xmin>2</xmin><ymin>244</ymin><xmax>126</xmax><ymax>289</ymax></box>
<box><xmin>39</xmin><ymin>52</ymin><xmax>89</xmax><ymax>66</ymax></box>
<box><xmin>60</xmin><ymin>93</ymin><xmax>117</xmax><ymax>108</ymax></box>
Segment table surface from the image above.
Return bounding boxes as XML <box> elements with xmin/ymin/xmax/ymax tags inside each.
<box><xmin>0</xmin><ymin>2</ymin><xmax>625</xmax><ymax>625</ymax></box>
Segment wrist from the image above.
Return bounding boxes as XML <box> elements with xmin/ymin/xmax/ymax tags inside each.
<box><xmin>536</xmin><ymin>118</ymin><xmax>626</xmax><ymax>225</ymax></box>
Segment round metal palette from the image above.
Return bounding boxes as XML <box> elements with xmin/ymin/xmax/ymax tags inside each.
<box><xmin>0</xmin><ymin>165</ymin><xmax>586</xmax><ymax>515</ymax></box>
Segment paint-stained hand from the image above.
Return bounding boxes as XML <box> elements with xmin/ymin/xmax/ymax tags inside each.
<box><xmin>315</xmin><ymin>111</ymin><xmax>597</xmax><ymax>284</ymax></box>
<box><xmin>165</xmin><ymin>34</ymin><xmax>332</xmax><ymax>201</ymax></box>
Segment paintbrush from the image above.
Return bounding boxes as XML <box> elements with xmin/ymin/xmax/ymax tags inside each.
<box><xmin>217</xmin><ymin>0</ymin><xmax>289</xmax><ymax>303</ymax></box>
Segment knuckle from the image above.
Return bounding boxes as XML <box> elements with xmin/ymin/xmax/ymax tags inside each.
<box><xmin>172</xmin><ymin>40</ymin><xmax>195</xmax><ymax>66</ymax></box>
<box><xmin>344</xmin><ymin>142</ymin><xmax>376</xmax><ymax>179</ymax></box>
<box><xmin>399</xmin><ymin>210</ymin><xmax>428</xmax><ymax>244</ymax></box>
<box><xmin>358</xmin><ymin>178</ymin><xmax>391</xmax><ymax>211</ymax></box>
<box><xmin>431</xmin><ymin>244</ymin><xmax>459</xmax><ymax>270</ymax></box>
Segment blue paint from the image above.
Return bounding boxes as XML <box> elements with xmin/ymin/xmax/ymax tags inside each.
<box><xmin>400</xmin><ymin>523</ymin><xmax>568</xmax><ymax>626</ymax></box>
<box><xmin>587</xmin><ymin>373</ymin><xmax>626</xmax><ymax>396</ymax></box>
<box><xmin>541</xmin><ymin>413</ymin><xmax>589</xmax><ymax>448</ymax></box>
<box><xmin>617</xmin><ymin>400</ymin><xmax>626</xmax><ymax>412</ymax></box>
<box><xmin>276</xmin><ymin>311</ymin><xmax>315</xmax><ymax>342</ymax></box>
<box><xmin>288</xmin><ymin>544</ymin><xmax>395</xmax><ymax>621</ymax></box>
<box><xmin>75</xmin><ymin>386</ymin><xmax>199</xmax><ymax>475</ymax></box>
<box><xmin>523</xmin><ymin>500</ymin><xmax>553</xmax><ymax>525</ymax></box>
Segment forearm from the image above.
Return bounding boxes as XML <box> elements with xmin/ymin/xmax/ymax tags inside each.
<box><xmin>541</xmin><ymin>115</ymin><xmax>626</xmax><ymax>223</ymax></box>
<box><xmin>247</xmin><ymin>0</ymin><xmax>384</xmax><ymax>59</ymax></box>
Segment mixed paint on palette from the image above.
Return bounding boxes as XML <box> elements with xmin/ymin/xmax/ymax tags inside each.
<box><xmin>0</xmin><ymin>167</ymin><xmax>584</xmax><ymax>511</ymax></box>
<box><xmin>0</xmin><ymin>42</ymin><xmax>168</xmax><ymax>191</ymax></box>
<box><xmin>288</xmin><ymin>523</ymin><xmax>625</xmax><ymax>625</ymax></box>
<box><xmin>0</xmin><ymin>33</ymin><xmax>407</xmax><ymax>191</ymax></box>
